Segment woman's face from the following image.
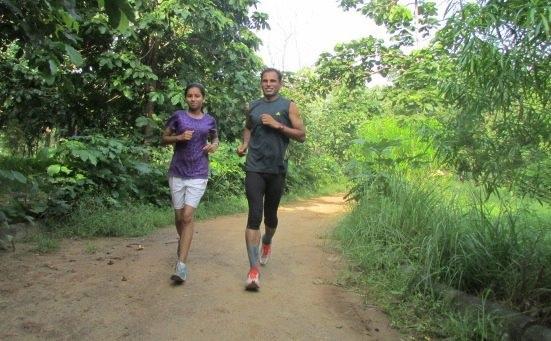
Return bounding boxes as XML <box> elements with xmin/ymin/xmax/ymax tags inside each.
<box><xmin>185</xmin><ymin>87</ymin><xmax>204</xmax><ymax>111</ymax></box>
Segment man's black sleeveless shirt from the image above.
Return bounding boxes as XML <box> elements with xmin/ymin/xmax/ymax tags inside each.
<box><xmin>245</xmin><ymin>96</ymin><xmax>292</xmax><ymax>174</ymax></box>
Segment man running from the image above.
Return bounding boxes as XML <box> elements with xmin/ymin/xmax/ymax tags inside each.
<box><xmin>236</xmin><ymin>68</ymin><xmax>306</xmax><ymax>290</ymax></box>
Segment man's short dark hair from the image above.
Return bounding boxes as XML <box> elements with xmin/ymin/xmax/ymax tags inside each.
<box><xmin>260</xmin><ymin>68</ymin><xmax>283</xmax><ymax>82</ymax></box>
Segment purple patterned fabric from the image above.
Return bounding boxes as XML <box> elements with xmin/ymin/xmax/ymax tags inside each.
<box><xmin>165</xmin><ymin>110</ymin><xmax>218</xmax><ymax>179</ymax></box>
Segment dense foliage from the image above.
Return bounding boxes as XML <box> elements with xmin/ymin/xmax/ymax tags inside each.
<box><xmin>438</xmin><ymin>0</ymin><xmax>550</xmax><ymax>201</ymax></box>
<box><xmin>0</xmin><ymin>0</ymin><xmax>269</xmax><ymax>224</ymax></box>
<box><xmin>0</xmin><ymin>0</ymin><xmax>268</xmax><ymax>156</ymax></box>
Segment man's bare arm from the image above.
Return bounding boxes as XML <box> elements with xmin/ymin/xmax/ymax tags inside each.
<box><xmin>237</xmin><ymin>127</ymin><xmax>251</xmax><ymax>156</ymax></box>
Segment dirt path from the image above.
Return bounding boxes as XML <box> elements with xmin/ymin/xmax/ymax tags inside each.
<box><xmin>0</xmin><ymin>195</ymin><xmax>400</xmax><ymax>340</ymax></box>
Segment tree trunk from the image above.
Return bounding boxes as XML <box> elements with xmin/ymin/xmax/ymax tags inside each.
<box><xmin>142</xmin><ymin>34</ymin><xmax>160</xmax><ymax>144</ymax></box>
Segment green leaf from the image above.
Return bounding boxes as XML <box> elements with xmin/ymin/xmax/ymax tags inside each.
<box><xmin>60</xmin><ymin>166</ymin><xmax>72</xmax><ymax>174</ymax></box>
<box><xmin>72</xmin><ymin>150</ymin><xmax>98</xmax><ymax>165</ymax></box>
<box><xmin>65</xmin><ymin>45</ymin><xmax>83</xmax><ymax>66</ymax></box>
<box><xmin>11</xmin><ymin>171</ymin><xmax>27</xmax><ymax>184</ymax></box>
<box><xmin>132</xmin><ymin>162</ymin><xmax>151</xmax><ymax>174</ymax></box>
<box><xmin>59</xmin><ymin>10</ymin><xmax>78</xmax><ymax>30</ymax></box>
<box><xmin>0</xmin><ymin>169</ymin><xmax>25</xmax><ymax>183</ymax></box>
<box><xmin>117</xmin><ymin>0</ymin><xmax>135</xmax><ymax>22</ymax></box>
<box><xmin>0</xmin><ymin>169</ymin><xmax>26</xmax><ymax>183</ymax></box>
<box><xmin>48</xmin><ymin>59</ymin><xmax>58</xmax><ymax>74</ymax></box>
<box><xmin>47</xmin><ymin>164</ymin><xmax>63</xmax><ymax>176</ymax></box>
<box><xmin>541</xmin><ymin>13</ymin><xmax>550</xmax><ymax>35</ymax></box>
<box><xmin>117</xmin><ymin>10</ymin><xmax>129</xmax><ymax>31</ymax></box>
<box><xmin>171</xmin><ymin>94</ymin><xmax>182</xmax><ymax>105</ymax></box>
<box><xmin>122</xmin><ymin>88</ymin><xmax>133</xmax><ymax>99</ymax></box>
<box><xmin>135</xmin><ymin>116</ymin><xmax>149</xmax><ymax>127</ymax></box>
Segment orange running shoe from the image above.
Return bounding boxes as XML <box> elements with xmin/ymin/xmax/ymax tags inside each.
<box><xmin>245</xmin><ymin>267</ymin><xmax>260</xmax><ymax>290</ymax></box>
<box><xmin>259</xmin><ymin>243</ymin><xmax>271</xmax><ymax>265</ymax></box>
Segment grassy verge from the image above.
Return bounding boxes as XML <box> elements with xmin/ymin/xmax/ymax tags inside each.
<box><xmin>284</xmin><ymin>178</ymin><xmax>348</xmax><ymax>203</ymax></box>
<box><xmin>24</xmin><ymin>177</ymin><xmax>348</xmax><ymax>252</ymax></box>
<box><xmin>333</xmin><ymin>173</ymin><xmax>550</xmax><ymax>339</ymax></box>
<box><xmin>55</xmin><ymin>201</ymin><xmax>173</xmax><ymax>238</ymax></box>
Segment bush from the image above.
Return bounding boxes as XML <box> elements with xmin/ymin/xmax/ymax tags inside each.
<box><xmin>0</xmin><ymin>156</ymin><xmax>50</xmax><ymax>224</ymax></box>
<box><xmin>345</xmin><ymin>114</ymin><xmax>440</xmax><ymax>201</ymax></box>
<box><xmin>205</xmin><ymin>143</ymin><xmax>246</xmax><ymax>200</ymax></box>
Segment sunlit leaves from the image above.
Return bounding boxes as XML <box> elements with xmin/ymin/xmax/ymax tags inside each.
<box><xmin>339</xmin><ymin>0</ymin><xmax>439</xmax><ymax>47</ymax></box>
<box><xmin>46</xmin><ymin>164</ymin><xmax>72</xmax><ymax>176</ymax></box>
<box><xmin>0</xmin><ymin>0</ymin><xmax>267</xmax><ymax>151</ymax></box>
<box><xmin>436</xmin><ymin>0</ymin><xmax>551</xmax><ymax>201</ymax></box>
<box><xmin>316</xmin><ymin>36</ymin><xmax>387</xmax><ymax>92</ymax></box>
<box><xmin>439</xmin><ymin>0</ymin><xmax>550</xmax><ymax>112</ymax></box>
<box><xmin>0</xmin><ymin>0</ymin><xmax>134</xmax><ymax>76</ymax></box>
<box><xmin>318</xmin><ymin>0</ymin><xmax>440</xmax><ymax>90</ymax></box>
<box><xmin>382</xmin><ymin>45</ymin><xmax>453</xmax><ymax>117</ymax></box>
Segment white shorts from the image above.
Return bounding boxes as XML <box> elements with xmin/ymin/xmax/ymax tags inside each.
<box><xmin>168</xmin><ymin>177</ymin><xmax>208</xmax><ymax>209</ymax></box>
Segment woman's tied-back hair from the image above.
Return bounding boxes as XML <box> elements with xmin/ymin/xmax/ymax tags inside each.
<box><xmin>185</xmin><ymin>82</ymin><xmax>206</xmax><ymax>97</ymax></box>
<box><xmin>260</xmin><ymin>68</ymin><xmax>283</xmax><ymax>82</ymax></box>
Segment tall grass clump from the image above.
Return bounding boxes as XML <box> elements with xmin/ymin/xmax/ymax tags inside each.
<box><xmin>335</xmin><ymin>174</ymin><xmax>551</xmax><ymax>337</ymax></box>
<box><xmin>429</xmin><ymin>193</ymin><xmax>551</xmax><ymax>312</ymax></box>
<box><xmin>337</xmin><ymin>114</ymin><xmax>550</xmax><ymax>337</ymax></box>
<box><xmin>54</xmin><ymin>198</ymin><xmax>173</xmax><ymax>238</ymax></box>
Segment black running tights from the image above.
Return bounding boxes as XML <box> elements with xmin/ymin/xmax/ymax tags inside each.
<box><xmin>245</xmin><ymin>171</ymin><xmax>285</xmax><ymax>230</ymax></box>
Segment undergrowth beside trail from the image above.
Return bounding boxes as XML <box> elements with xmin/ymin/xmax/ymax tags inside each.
<box><xmin>333</xmin><ymin>174</ymin><xmax>551</xmax><ymax>339</ymax></box>
<box><xmin>23</xmin><ymin>178</ymin><xmax>347</xmax><ymax>252</ymax></box>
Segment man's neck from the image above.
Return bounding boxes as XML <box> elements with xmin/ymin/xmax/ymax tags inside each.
<box><xmin>263</xmin><ymin>94</ymin><xmax>279</xmax><ymax>102</ymax></box>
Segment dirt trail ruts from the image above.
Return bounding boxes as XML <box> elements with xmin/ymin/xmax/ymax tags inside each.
<box><xmin>0</xmin><ymin>195</ymin><xmax>401</xmax><ymax>340</ymax></box>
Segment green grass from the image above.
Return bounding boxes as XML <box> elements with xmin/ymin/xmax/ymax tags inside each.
<box><xmin>24</xmin><ymin>178</ymin><xmax>345</xmax><ymax>252</ymax></box>
<box><xmin>31</xmin><ymin>233</ymin><xmax>59</xmax><ymax>253</ymax></box>
<box><xmin>285</xmin><ymin>177</ymin><xmax>349</xmax><ymax>202</ymax></box>
<box><xmin>196</xmin><ymin>196</ymin><xmax>248</xmax><ymax>220</ymax></box>
<box><xmin>443</xmin><ymin>307</ymin><xmax>505</xmax><ymax>340</ymax></box>
<box><xmin>55</xmin><ymin>202</ymin><xmax>174</xmax><ymax>238</ymax></box>
<box><xmin>333</xmin><ymin>173</ymin><xmax>551</xmax><ymax>339</ymax></box>
<box><xmin>84</xmin><ymin>241</ymin><xmax>98</xmax><ymax>254</ymax></box>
